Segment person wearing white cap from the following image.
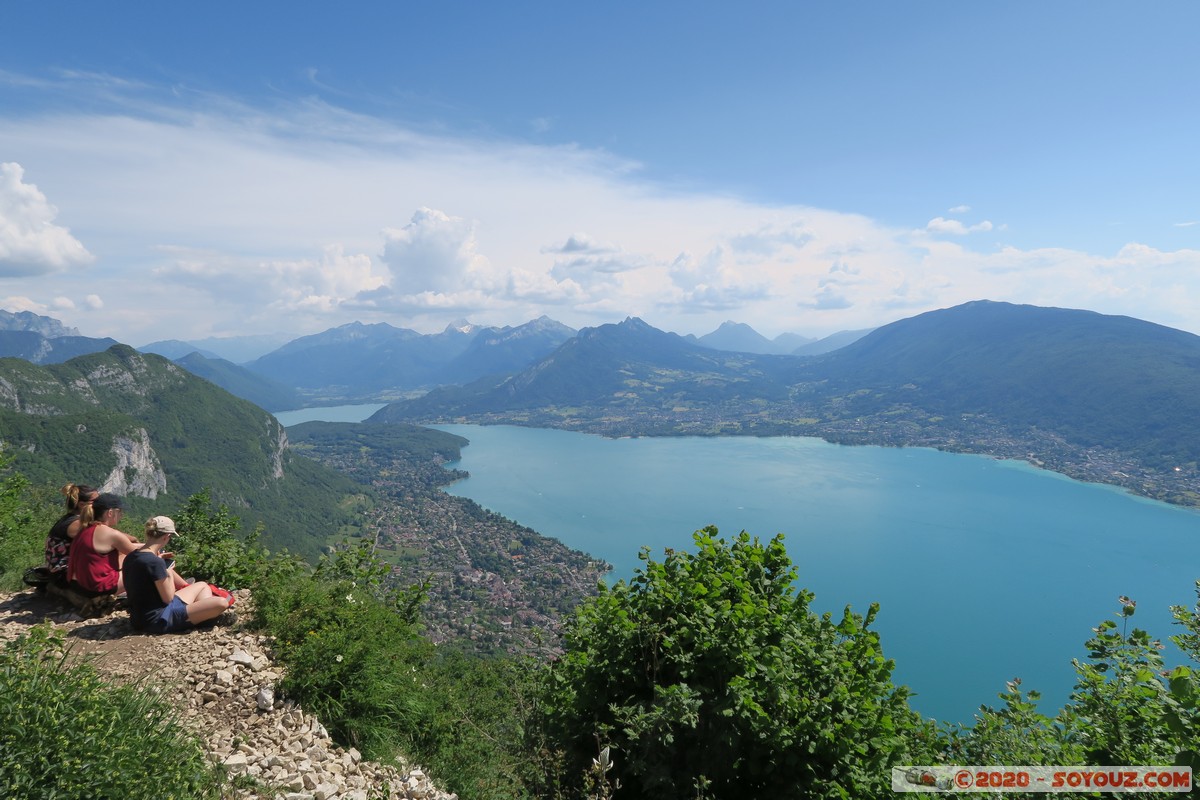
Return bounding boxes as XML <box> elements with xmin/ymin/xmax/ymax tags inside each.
<box><xmin>122</xmin><ymin>516</ymin><xmax>232</xmax><ymax>633</ymax></box>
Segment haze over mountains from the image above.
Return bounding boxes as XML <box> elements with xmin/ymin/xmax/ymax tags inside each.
<box><xmin>132</xmin><ymin>315</ymin><xmax>860</xmax><ymax>408</ymax></box>
<box><xmin>6</xmin><ymin>299</ymin><xmax>1200</xmax><ymax>508</ymax></box>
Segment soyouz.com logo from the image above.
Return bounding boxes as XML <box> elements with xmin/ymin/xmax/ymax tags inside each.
<box><xmin>892</xmin><ymin>766</ymin><xmax>1193</xmax><ymax>793</ymax></box>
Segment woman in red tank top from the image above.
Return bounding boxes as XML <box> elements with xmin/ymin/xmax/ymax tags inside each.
<box><xmin>68</xmin><ymin>494</ymin><xmax>142</xmax><ymax>595</ymax></box>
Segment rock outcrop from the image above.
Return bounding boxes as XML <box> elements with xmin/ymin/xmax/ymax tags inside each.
<box><xmin>0</xmin><ymin>590</ymin><xmax>455</xmax><ymax>800</ymax></box>
<box><xmin>101</xmin><ymin>427</ymin><xmax>169</xmax><ymax>498</ymax></box>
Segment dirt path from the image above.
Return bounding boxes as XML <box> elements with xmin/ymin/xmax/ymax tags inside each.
<box><xmin>0</xmin><ymin>589</ymin><xmax>454</xmax><ymax>800</ymax></box>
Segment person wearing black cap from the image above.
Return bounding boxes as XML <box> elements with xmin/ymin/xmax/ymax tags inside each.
<box><xmin>67</xmin><ymin>493</ymin><xmax>143</xmax><ymax>596</ymax></box>
<box><xmin>123</xmin><ymin>515</ymin><xmax>231</xmax><ymax>633</ymax></box>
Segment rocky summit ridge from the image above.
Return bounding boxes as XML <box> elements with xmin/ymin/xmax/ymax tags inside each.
<box><xmin>0</xmin><ymin>589</ymin><xmax>455</xmax><ymax>800</ymax></box>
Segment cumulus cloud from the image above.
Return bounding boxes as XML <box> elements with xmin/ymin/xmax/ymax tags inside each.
<box><xmin>157</xmin><ymin>244</ymin><xmax>386</xmax><ymax>315</ymax></box>
<box><xmin>84</xmin><ymin>294</ymin><xmax>103</xmax><ymax>310</ymax></box>
<box><xmin>51</xmin><ymin>296</ymin><xmax>75</xmax><ymax>310</ymax></box>
<box><xmin>379</xmin><ymin>208</ymin><xmax>496</xmax><ymax>293</ymax></box>
<box><xmin>664</xmin><ymin>249</ymin><xmax>771</xmax><ymax>311</ymax></box>
<box><xmin>728</xmin><ymin>223</ymin><xmax>813</xmax><ymax>257</ymax></box>
<box><xmin>540</xmin><ymin>233</ymin><xmax>653</xmax><ymax>299</ymax></box>
<box><xmin>0</xmin><ymin>162</ymin><xmax>93</xmax><ymax>276</ymax></box>
<box><xmin>925</xmin><ymin>216</ymin><xmax>994</xmax><ymax>235</ymax></box>
<box><xmin>0</xmin><ymin>295</ymin><xmax>45</xmax><ymax>313</ymax></box>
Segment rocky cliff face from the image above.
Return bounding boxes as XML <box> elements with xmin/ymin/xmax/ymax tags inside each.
<box><xmin>271</xmin><ymin>422</ymin><xmax>288</xmax><ymax>480</ymax></box>
<box><xmin>101</xmin><ymin>428</ymin><xmax>168</xmax><ymax>498</ymax></box>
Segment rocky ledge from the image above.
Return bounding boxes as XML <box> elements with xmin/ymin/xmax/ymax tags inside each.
<box><xmin>0</xmin><ymin>589</ymin><xmax>456</xmax><ymax>800</ymax></box>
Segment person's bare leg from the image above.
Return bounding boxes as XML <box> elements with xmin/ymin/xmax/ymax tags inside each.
<box><xmin>185</xmin><ymin>595</ymin><xmax>230</xmax><ymax>624</ymax></box>
<box><xmin>176</xmin><ymin>582</ymin><xmax>212</xmax><ymax>603</ymax></box>
<box><xmin>175</xmin><ymin>582</ymin><xmax>231</xmax><ymax>625</ymax></box>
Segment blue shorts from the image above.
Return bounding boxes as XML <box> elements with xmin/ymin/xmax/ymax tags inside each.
<box><xmin>143</xmin><ymin>597</ymin><xmax>193</xmax><ymax>634</ymax></box>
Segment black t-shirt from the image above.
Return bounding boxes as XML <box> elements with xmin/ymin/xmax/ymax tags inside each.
<box><xmin>122</xmin><ymin>549</ymin><xmax>169</xmax><ymax>630</ymax></box>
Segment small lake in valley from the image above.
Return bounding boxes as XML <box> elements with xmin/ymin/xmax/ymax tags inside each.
<box><xmin>429</xmin><ymin>423</ymin><xmax>1200</xmax><ymax>724</ymax></box>
<box><xmin>273</xmin><ymin>403</ymin><xmax>387</xmax><ymax>427</ymax></box>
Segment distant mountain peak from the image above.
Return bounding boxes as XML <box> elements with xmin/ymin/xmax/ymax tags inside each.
<box><xmin>0</xmin><ymin>309</ymin><xmax>80</xmax><ymax>338</ymax></box>
<box><xmin>697</xmin><ymin>320</ymin><xmax>776</xmax><ymax>354</ymax></box>
<box><xmin>445</xmin><ymin>318</ymin><xmax>477</xmax><ymax>335</ymax></box>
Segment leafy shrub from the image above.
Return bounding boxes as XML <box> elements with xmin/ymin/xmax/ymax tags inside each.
<box><xmin>536</xmin><ymin>527</ymin><xmax>938</xmax><ymax>799</ymax></box>
<box><xmin>947</xmin><ymin>678</ymin><xmax>1082</xmax><ymax>767</ymax></box>
<box><xmin>169</xmin><ymin>488</ymin><xmax>279</xmax><ymax>589</ymax></box>
<box><xmin>952</xmin><ymin>594</ymin><xmax>1200</xmax><ymax>773</ymax></box>
<box><xmin>414</xmin><ymin>650</ymin><xmax>541</xmax><ymax>800</ymax></box>
<box><xmin>0</xmin><ymin>459</ymin><xmax>57</xmax><ymax>592</ymax></box>
<box><xmin>254</xmin><ymin>539</ymin><xmax>539</xmax><ymax>800</ymax></box>
<box><xmin>252</xmin><ymin>545</ymin><xmax>432</xmax><ymax>759</ymax></box>
<box><xmin>0</xmin><ymin>624</ymin><xmax>224</xmax><ymax>800</ymax></box>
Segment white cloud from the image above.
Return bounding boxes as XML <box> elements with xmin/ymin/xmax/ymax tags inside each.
<box><xmin>1175</xmin><ymin>221</ymin><xmax>1199</xmax><ymax>228</ymax></box>
<box><xmin>379</xmin><ymin>208</ymin><xmax>493</xmax><ymax>294</ymax></box>
<box><xmin>51</xmin><ymin>296</ymin><xmax>75</xmax><ymax>310</ymax></box>
<box><xmin>156</xmin><ymin>244</ymin><xmax>386</xmax><ymax>321</ymax></box>
<box><xmin>1</xmin><ymin>78</ymin><xmax>1199</xmax><ymax>341</ymax></box>
<box><xmin>925</xmin><ymin>216</ymin><xmax>995</xmax><ymax>235</ymax></box>
<box><xmin>804</xmin><ymin>286</ymin><xmax>853</xmax><ymax>311</ymax></box>
<box><xmin>0</xmin><ymin>295</ymin><xmax>45</xmax><ymax>313</ymax></box>
<box><xmin>727</xmin><ymin>222</ymin><xmax>813</xmax><ymax>257</ymax></box>
<box><xmin>0</xmin><ymin>162</ymin><xmax>93</xmax><ymax>276</ymax></box>
<box><xmin>665</xmin><ymin>249</ymin><xmax>772</xmax><ymax>311</ymax></box>
<box><xmin>948</xmin><ymin>205</ymin><xmax>971</xmax><ymax>214</ymax></box>
<box><xmin>356</xmin><ymin>207</ymin><xmax>513</xmax><ymax>313</ymax></box>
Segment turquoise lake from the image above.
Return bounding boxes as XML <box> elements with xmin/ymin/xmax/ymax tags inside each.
<box><xmin>429</xmin><ymin>423</ymin><xmax>1200</xmax><ymax>724</ymax></box>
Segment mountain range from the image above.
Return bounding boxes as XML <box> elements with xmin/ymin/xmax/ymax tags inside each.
<box><xmin>0</xmin><ymin>310</ymin><xmax>119</xmax><ymax>365</ymax></box>
<box><xmin>371</xmin><ymin>301</ymin><xmax>1200</xmax><ymax>506</ymax></box>
<box><xmin>132</xmin><ymin>316</ymin><xmax>849</xmax><ymax>408</ymax></box>
<box><xmin>9</xmin><ymin>301</ymin><xmax>1200</xmax><ymax>506</ymax></box>
<box><xmin>245</xmin><ymin>317</ymin><xmax>577</xmax><ymax>400</ymax></box>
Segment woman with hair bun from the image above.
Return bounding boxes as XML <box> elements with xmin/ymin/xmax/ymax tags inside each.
<box><xmin>44</xmin><ymin>483</ymin><xmax>99</xmax><ymax>585</ymax></box>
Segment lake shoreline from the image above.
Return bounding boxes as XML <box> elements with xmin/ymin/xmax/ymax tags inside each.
<box><xmin>431</xmin><ymin>422</ymin><xmax>1200</xmax><ymax>725</ymax></box>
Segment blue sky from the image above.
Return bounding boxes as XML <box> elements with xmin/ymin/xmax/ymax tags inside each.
<box><xmin>1</xmin><ymin>2</ymin><xmax>1198</xmax><ymax>344</ymax></box>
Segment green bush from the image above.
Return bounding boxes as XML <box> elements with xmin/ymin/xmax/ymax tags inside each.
<box><xmin>950</xmin><ymin>592</ymin><xmax>1200</xmax><ymax>777</ymax></box>
<box><xmin>414</xmin><ymin>650</ymin><xmax>541</xmax><ymax>800</ymax></box>
<box><xmin>536</xmin><ymin>527</ymin><xmax>939</xmax><ymax>800</ymax></box>
<box><xmin>0</xmin><ymin>459</ymin><xmax>55</xmax><ymax>592</ymax></box>
<box><xmin>0</xmin><ymin>624</ymin><xmax>225</xmax><ymax>800</ymax></box>
<box><xmin>254</xmin><ymin>540</ymin><xmax>541</xmax><ymax>800</ymax></box>
<box><xmin>169</xmin><ymin>488</ymin><xmax>280</xmax><ymax>589</ymax></box>
<box><xmin>253</xmin><ymin>549</ymin><xmax>432</xmax><ymax>759</ymax></box>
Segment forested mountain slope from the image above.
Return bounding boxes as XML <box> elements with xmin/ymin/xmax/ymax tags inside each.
<box><xmin>0</xmin><ymin>345</ymin><xmax>359</xmax><ymax>557</ymax></box>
